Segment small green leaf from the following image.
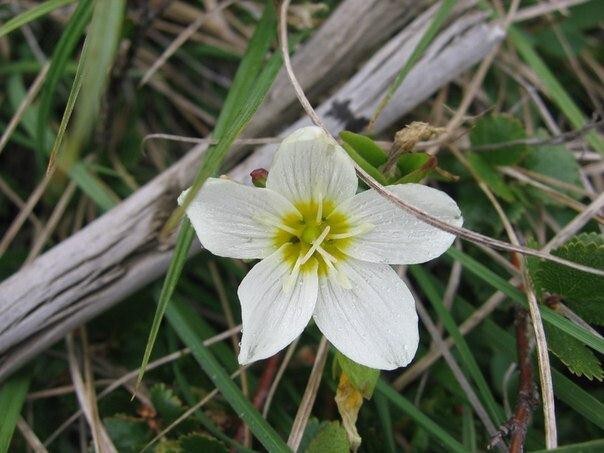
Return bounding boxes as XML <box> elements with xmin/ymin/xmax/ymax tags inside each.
<box><xmin>340</xmin><ymin>131</ymin><xmax>387</xmax><ymax>167</ymax></box>
<box><xmin>334</xmin><ymin>351</ymin><xmax>379</xmax><ymax>399</ymax></box>
<box><xmin>545</xmin><ymin>325</ymin><xmax>603</xmax><ymax>380</ymax></box>
<box><xmin>150</xmin><ymin>383</ymin><xmax>186</xmax><ymax>424</ymax></box>
<box><xmin>305</xmin><ymin>421</ymin><xmax>350</xmax><ymax>453</ymax></box>
<box><xmin>395</xmin><ymin>153</ymin><xmax>436</xmax><ymax>184</ymax></box>
<box><xmin>340</xmin><ymin>141</ymin><xmax>388</xmax><ymax>185</ymax></box>
<box><xmin>0</xmin><ymin>371</ymin><xmax>31</xmax><ymax>453</ymax></box>
<box><xmin>104</xmin><ymin>415</ymin><xmax>153</xmax><ymax>453</ymax></box>
<box><xmin>532</xmin><ymin>233</ymin><xmax>604</xmax><ymax>306</ymax></box>
<box><xmin>469</xmin><ymin>114</ymin><xmax>528</xmax><ymax>165</ymax></box>
<box><xmin>466</xmin><ymin>152</ymin><xmax>515</xmax><ymax>202</ymax></box>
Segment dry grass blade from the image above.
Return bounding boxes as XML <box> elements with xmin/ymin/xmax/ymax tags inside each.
<box><xmin>276</xmin><ymin>0</ymin><xmax>604</xmax><ymax>277</ymax></box>
<box><xmin>43</xmin><ymin>325</ymin><xmax>241</xmax><ymax>447</ymax></box>
<box><xmin>139</xmin><ymin>0</ymin><xmax>238</xmax><ymax>87</ymax></box>
<box><xmin>16</xmin><ymin>417</ymin><xmax>48</xmax><ymax>453</ymax></box>
<box><xmin>263</xmin><ymin>338</ymin><xmax>299</xmax><ymax>418</ymax></box>
<box><xmin>65</xmin><ymin>332</ymin><xmax>116</xmax><ymax>452</ymax></box>
<box><xmin>287</xmin><ymin>336</ymin><xmax>329</xmax><ymax>451</ymax></box>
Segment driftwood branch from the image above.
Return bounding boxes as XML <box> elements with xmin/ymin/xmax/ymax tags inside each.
<box><xmin>0</xmin><ymin>0</ymin><xmax>504</xmax><ymax>382</ymax></box>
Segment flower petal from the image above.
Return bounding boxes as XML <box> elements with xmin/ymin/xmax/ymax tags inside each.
<box><xmin>340</xmin><ymin>183</ymin><xmax>463</xmax><ymax>264</ymax></box>
<box><xmin>180</xmin><ymin>178</ymin><xmax>298</xmax><ymax>259</ymax></box>
<box><xmin>238</xmin><ymin>246</ymin><xmax>318</xmax><ymax>365</ymax></box>
<box><xmin>266</xmin><ymin>126</ymin><xmax>358</xmax><ymax>204</ymax></box>
<box><xmin>313</xmin><ymin>259</ymin><xmax>418</xmax><ymax>370</ymax></box>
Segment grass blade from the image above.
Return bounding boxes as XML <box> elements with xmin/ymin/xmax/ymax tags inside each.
<box><xmin>446</xmin><ymin>247</ymin><xmax>604</xmax><ymax>354</ymax></box>
<box><xmin>376</xmin><ymin>380</ymin><xmax>466</xmax><ymax>453</ymax></box>
<box><xmin>411</xmin><ymin>265</ymin><xmax>506</xmax><ymax>426</ymax></box>
<box><xmin>0</xmin><ymin>370</ymin><xmax>31</xmax><ymax>453</ymax></box>
<box><xmin>508</xmin><ymin>26</ymin><xmax>604</xmax><ymax>154</ymax></box>
<box><xmin>166</xmin><ymin>297</ymin><xmax>289</xmax><ymax>452</ymax></box>
<box><xmin>0</xmin><ymin>0</ymin><xmax>75</xmax><ymax>39</ymax></box>
<box><xmin>37</xmin><ymin>0</ymin><xmax>94</xmax><ymax>153</ymax></box>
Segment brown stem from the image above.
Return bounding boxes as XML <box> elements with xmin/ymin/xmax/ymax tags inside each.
<box><xmin>489</xmin><ymin>309</ymin><xmax>537</xmax><ymax>451</ymax></box>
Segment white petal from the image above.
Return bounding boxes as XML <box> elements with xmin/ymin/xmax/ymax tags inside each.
<box><xmin>180</xmin><ymin>178</ymin><xmax>297</xmax><ymax>259</ymax></box>
<box><xmin>313</xmin><ymin>259</ymin><xmax>418</xmax><ymax>370</ymax></box>
<box><xmin>340</xmin><ymin>183</ymin><xmax>463</xmax><ymax>264</ymax></box>
<box><xmin>238</xmin><ymin>246</ymin><xmax>318</xmax><ymax>364</ymax></box>
<box><xmin>266</xmin><ymin>127</ymin><xmax>357</xmax><ymax>205</ymax></box>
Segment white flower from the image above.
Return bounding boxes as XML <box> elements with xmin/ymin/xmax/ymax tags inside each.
<box><xmin>180</xmin><ymin>127</ymin><xmax>463</xmax><ymax>370</ymax></box>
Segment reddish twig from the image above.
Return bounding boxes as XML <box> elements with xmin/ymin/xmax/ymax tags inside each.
<box><xmin>489</xmin><ymin>309</ymin><xmax>538</xmax><ymax>451</ymax></box>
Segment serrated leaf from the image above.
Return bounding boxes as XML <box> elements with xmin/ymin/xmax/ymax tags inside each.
<box><xmin>104</xmin><ymin>415</ymin><xmax>152</xmax><ymax>453</ymax></box>
<box><xmin>150</xmin><ymin>383</ymin><xmax>185</xmax><ymax>424</ymax></box>
<box><xmin>466</xmin><ymin>152</ymin><xmax>515</xmax><ymax>202</ymax></box>
<box><xmin>532</xmin><ymin>233</ymin><xmax>604</xmax><ymax>307</ymax></box>
<box><xmin>469</xmin><ymin>114</ymin><xmax>528</xmax><ymax>165</ymax></box>
<box><xmin>545</xmin><ymin>324</ymin><xmax>603</xmax><ymax>380</ymax></box>
<box><xmin>334</xmin><ymin>351</ymin><xmax>379</xmax><ymax>398</ymax></box>
<box><xmin>179</xmin><ymin>433</ymin><xmax>228</xmax><ymax>453</ymax></box>
<box><xmin>306</xmin><ymin>421</ymin><xmax>350</xmax><ymax>453</ymax></box>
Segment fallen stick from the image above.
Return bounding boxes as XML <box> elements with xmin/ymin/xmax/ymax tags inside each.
<box><xmin>0</xmin><ymin>1</ymin><xmax>504</xmax><ymax>382</ymax></box>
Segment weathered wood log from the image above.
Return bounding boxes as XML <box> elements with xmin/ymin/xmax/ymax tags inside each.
<box><xmin>0</xmin><ymin>1</ymin><xmax>504</xmax><ymax>381</ymax></box>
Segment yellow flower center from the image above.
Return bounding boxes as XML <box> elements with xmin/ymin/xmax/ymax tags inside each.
<box><xmin>273</xmin><ymin>199</ymin><xmax>351</xmax><ymax>276</ymax></box>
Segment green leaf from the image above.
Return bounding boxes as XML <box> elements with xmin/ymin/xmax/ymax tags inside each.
<box><xmin>150</xmin><ymin>383</ymin><xmax>186</xmax><ymax>424</ymax></box>
<box><xmin>340</xmin><ymin>141</ymin><xmax>388</xmax><ymax>185</ymax></box>
<box><xmin>0</xmin><ymin>0</ymin><xmax>75</xmax><ymax>38</ymax></box>
<box><xmin>545</xmin><ymin>325</ymin><xmax>603</xmax><ymax>380</ymax></box>
<box><xmin>532</xmin><ymin>233</ymin><xmax>604</xmax><ymax>306</ymax></box>
<box><xmin>179</xmin><ymin>433</ymin><xmax>228</xmax><ymax>453</ymax></box>
<box><xmin>0</xmin><ymin>371</ymin><xmax>31</xmax><ymax>453</ymax></box>
<box><xmin>340</xmin><ymin>131</ymin><xmax>387</xmax><ymax>167</ymax></box>
<box><xmin>104</xmin><ymin>415</ymin><xmax>153</xmax><ymax>453</ymax></box>
<box><xmin>394</xmin><ymin>153</ymin><xmax>436</xmax><ymax>184</ymax></box>
<box><xmin>469</xmin><ymin>114</ymin><xmax>528</xmax><ymax>165</ymax></box>
<box><xmin>165</xmin><ymin>297</ymin><xmax>289</xmax><ymax>452</ymax></box>
<box><xmin>334</xmin><ymin>351</ymin><xmax>379</xmax><ymax>398</ymax></box>
<box><xmin>56</xmin><ymin>0</ymin><xmax>126</xmax><ymax>169</ymax></box>
<box><xmin>37</xmin><ymin>0</ymin><xmax>94</xmax><ymax>153</ymax></box>
<box><xmin>305</xmin><ymin>421</ymin><xmax>350</xmax><ymax>453</ymax></box>
<box><xmin>466</xmin><ymin>152</ymin><xmax>515</xmax><ymax>202</ymax></box>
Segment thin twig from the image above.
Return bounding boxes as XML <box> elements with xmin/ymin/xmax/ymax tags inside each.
<box><xmin>139</xmin><ymin>0</ymin><xmax>238</xmax><ymax>86</ymax></box>
<box><xmin>0</xmin><ymin>63</ymin><xmax>50</xmax><ymax>157</ymax></box>
<box><xmin>17</xmin><ymin>417</ymin><xmax>48</xmax><ymax>453</ymax></box>
<box><xmin>287</xmin><ymin>336</ymin><xmax>329</xmax><ymax>451</ymax></box>
<box><xmin>44</xmin><ymin>326</ymin><xmax>241</xmax><ymax>447</ymax></box>
<box><xmin>263</xmin><ymin>338</ymin><xmax>299</xmax><ymax>418</ymax></box>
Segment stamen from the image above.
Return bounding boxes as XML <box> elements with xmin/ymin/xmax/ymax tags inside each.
<box><xmin>316</xmin><ymin>245</ymin><xmax>337</xmax><ymax>263</ymax></box>
<box><xmin>315</xmin><ymin>194</ymin><xmax>323</xmax><ymax>224</ymax></box>
<box><xmin>327</xmin><ymin>223</ymin><xmax>374</xmax><ymax>240</ymax></box>
<box><xmin>299</xmin><ymin>225</ymin><xmax>330</xmax><ymax>266</ymax></box>
<box><xmin>260</xmin><ymin>216</ymin><xmax>302</xmax><ymax>236</ymax></box>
